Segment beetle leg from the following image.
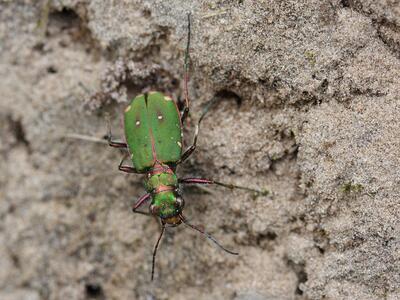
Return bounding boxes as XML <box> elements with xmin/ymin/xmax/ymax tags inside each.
<box><xmin>108</xmin><ymin>139</ymin><xmax>127</xmax><ymax>149</ymax></box>
<box><xmin>107</xmin><ymin>119</ymin><xmax>127</xmax><ymax>149</ymax></box>
<box><xmin>177</xmin><ymin>123</ymin><xmax>198</xmax><ymax>164</ymax></box>
<box><xmin>177</xmin><ymin>98</ymin><xmax>217</xmax><ymax>165</ymax></box>
<box><xmin>181</xmin><ymin>13</ymin><xmax>191</xmax><ymax>124</ymax></box>
<box><xmin>179</xmin><ymin>177</ymin><xmax>269</xmax><ymax>195</ymax></box>
<box><xmin>119</xmin><ymin>163</ymin><xmax>140</xmax><ymax>174</ymax></box>
<box><xmin>118</xmin><ymin>153</ymin><xmax>142</xmax><ymax>174</ymax></box>
<box><xmin>132</xmin><ymin>193</ymin><xmax>152</xmax><ymax>216</ymax></box>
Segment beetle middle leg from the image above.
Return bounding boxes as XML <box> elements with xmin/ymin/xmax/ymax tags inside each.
<box><xmin>179</xmin><ymin>177</ymin><xmax>269</xmax><ymax>195</ymax></box>
<box><xmin>132</xmin><ymin>193</ymin><xmax>152</xmax><ymax>216</ymax></box>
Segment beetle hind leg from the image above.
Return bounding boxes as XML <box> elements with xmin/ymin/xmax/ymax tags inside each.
<box><xmin>118</xmin><ymin>153</ymin><xmax>143</xmax><ymax>174</ymax></box>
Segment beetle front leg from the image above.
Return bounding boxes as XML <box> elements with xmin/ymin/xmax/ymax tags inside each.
<box><xmin>179</xmin><ymin>177</ymin><xmax>269</xmax><ymax>195</ymax></box>
<box><xmin>132</xmin><ymin>193</ymin><xmax>152</xmax><ymax>216</ymax></box>
<box><xmin>177</xmin><ymin>123</ymin><xmax>199</xmax><ymax>164</ymax></box>
<box><xmin>177</xmin><ymin>98</ymin><xmax>217</xmax><ymax>165</ymax></box>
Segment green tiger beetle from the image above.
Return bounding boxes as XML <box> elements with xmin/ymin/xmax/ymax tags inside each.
<box><xmin>107</xmin><ymin>14</ymin><xmax>267</xmax><ymax>280</ymax></box>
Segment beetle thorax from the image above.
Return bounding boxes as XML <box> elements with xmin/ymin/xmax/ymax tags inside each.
<box><xmin>145</xmin><ymin>164</ymin><xmax>178</xmax><ymax>193</ymax></box>
<box><xmin>145</xmin><ymin>163</ymin><xmax>184</xmax><ymax>224</ymax></box>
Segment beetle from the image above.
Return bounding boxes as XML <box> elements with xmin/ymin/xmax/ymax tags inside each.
<box><xmin>107</xmin><ymin>14</ymin><xmax>266</xmax><ymax>280</ymax></box>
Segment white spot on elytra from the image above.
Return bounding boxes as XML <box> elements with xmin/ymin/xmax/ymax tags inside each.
<box><xmin>165</xmin><ymin>96</ymin><xmax>172</xmax><ymax>101</ymax></box>
<box><xmin>136</xmin><ymin>120</ymin><xmax>140</xmax><ymax>126</ymax></box>
<box><xmin>177</xmin><ymin>141</ymin><xmax>182</xmax><ymax>148</ymax></box>
<box><xmin>158</xmin><ymin>115</ymin><xmax>163</xmax><ymax>120</ymax></box>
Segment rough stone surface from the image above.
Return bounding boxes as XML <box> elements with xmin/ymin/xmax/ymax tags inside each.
<box><xmin>1</xmin><ymin>1</ymin><xmax>399</xmax><ymax>299</ymax></box>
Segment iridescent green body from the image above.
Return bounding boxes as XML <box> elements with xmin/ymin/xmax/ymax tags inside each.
<box><xmin>124</xmin><ymin>91</ymin><xmax>183</xmax><ymax>221</ymax></box>
<box><xmin>107</xmin><ymin>14</ymin><xmax>252</xmax><ymax>281</ymax></box>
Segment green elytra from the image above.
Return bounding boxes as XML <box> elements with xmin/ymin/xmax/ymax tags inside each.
<box><xmin>124</xmin><ymin>92</ymin><xmax>182</xmax><ymax>171</ymax></box>
<box><xmin>107</xmin><ymin>14</ymin><xmax>267</xmax><ymax>281</ymax></box>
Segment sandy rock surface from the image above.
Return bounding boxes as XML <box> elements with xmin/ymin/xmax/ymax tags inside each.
<box><xmin>1</xmin><ymin>1</ymin><xmax>399</xmax><ymax>299</ymax></box>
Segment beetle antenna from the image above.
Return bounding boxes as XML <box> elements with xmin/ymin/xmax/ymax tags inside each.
<box><xmin>151</xmin><ymin>224</ymin><xmax>166</xmax><ymax>281</ymax></box>
<box><xmin>179</xmin><ymin>12</ymin><xmax>192</xmax><ymax>125</ymax></box>
<box><xmin>184</xmin><ymin>12</ymin><xmax>191</xmax><ymax>78</ymax></box>
<box><xmin>179</xmin><ymin>215</ymin><xmax>239</xmax><ymax>255</ymax></box>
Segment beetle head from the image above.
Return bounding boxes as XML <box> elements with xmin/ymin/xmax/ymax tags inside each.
<box><xmin>150</xmin><ymin>192</ymin><xmax>185</xmax><ymax>226</ymax></box>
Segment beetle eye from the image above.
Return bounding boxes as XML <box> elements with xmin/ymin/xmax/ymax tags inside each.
<box><xmin>150</xmin><ymin>204</ymin><xmax>160</xmax><ymax>215</ymax></box>
<box><xmin>175</xmin><ymin>197</ymin><xmax>184</xmax><ymax>209</ymax></box>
